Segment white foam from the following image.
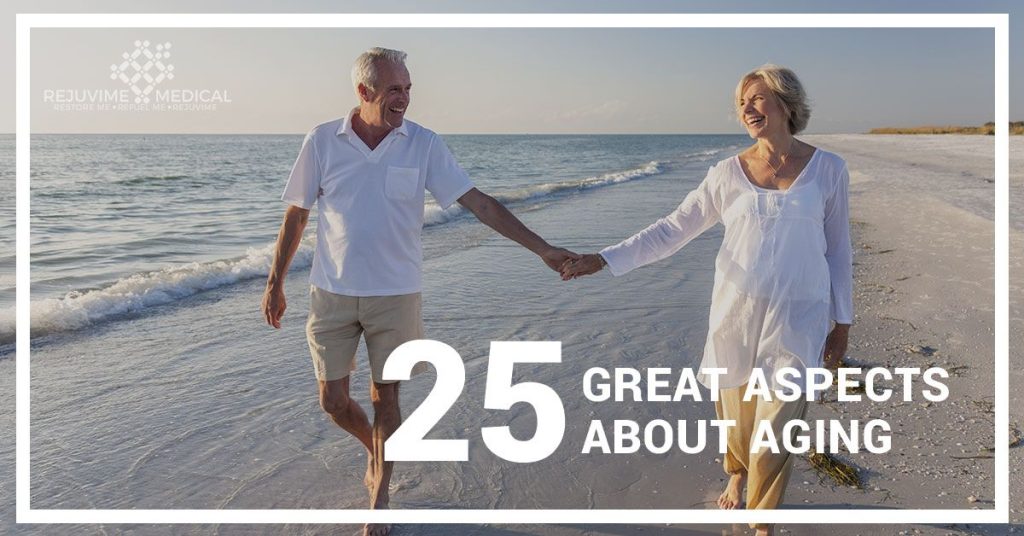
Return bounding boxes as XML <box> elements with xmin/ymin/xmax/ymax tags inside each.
<box><xmin>423</xmin><ymin>160</ymin><xmax>664</xmax><ymax>225</ymax></box>
<box><xmin>0</xmin><ymin>237</ymin><xmax>316</xmax><ymax>344</ymax></box>
<box><xmin>2</xmin><ymin>161</ymin><xmax>669</xmax><ymax>343</ymax></box>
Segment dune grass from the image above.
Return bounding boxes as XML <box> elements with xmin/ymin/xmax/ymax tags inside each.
<box><xmin>869</xmin><ymin>122</ymin><xmax>1024</xmax><ymax>135</ymax></box>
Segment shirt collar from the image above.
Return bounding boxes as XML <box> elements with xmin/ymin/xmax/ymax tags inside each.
<box><xmin>337</xmin><ymin>107</ymin><xmax>409</xmax><ymax>138</ymax></box>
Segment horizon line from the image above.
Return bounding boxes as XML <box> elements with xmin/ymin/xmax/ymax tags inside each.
<box><xmin>11</xmin><ymin>131</ymin><xmax>868</xmax><ymax>136</ymax></box>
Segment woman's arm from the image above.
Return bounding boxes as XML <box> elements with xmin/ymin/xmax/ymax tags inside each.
<box><xmin>588</xmin><ymin>169</ymin><xmax>722</xmax><ymax>278</ymax></box>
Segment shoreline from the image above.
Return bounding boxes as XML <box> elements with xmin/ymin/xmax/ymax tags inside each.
<box><xmin>3</xmin><ymin>134</ymin><xmax>1020</xmax><ymax>536</ymax></box>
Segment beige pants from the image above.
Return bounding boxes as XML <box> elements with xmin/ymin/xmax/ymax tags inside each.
<box><xmin>305</xmin><ymin>286</ymin><xmax>427</xmax><ymax>383</ymax></box>
<box><xmin>715</xmin><ymin>383</ymin><xmax>808</xmax><ymax>529</ymax></box>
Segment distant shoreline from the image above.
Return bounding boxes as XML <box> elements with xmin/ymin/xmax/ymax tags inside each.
<box><xmin>869</xmin><ymin>121</ymin><xmax>1023</xmax><ymax>135</ymax></box>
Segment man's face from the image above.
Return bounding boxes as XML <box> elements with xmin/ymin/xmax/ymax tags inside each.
<box><xmin>360</xmin><ymin>61</ymin><xmax>411</xmax><ymax>130</ymax></box>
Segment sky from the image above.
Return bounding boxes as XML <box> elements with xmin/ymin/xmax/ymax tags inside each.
<box><xmin>5</xmin><ymin>0</ymin><xmax>1022</xmax><ymax>135</ymax></box>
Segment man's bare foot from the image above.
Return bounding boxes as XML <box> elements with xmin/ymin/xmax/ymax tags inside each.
<box><xmin>363</xmin><ymin>522</ymin><xmax>391</xmax><ymax>536</ymax></box>
<box><xmin>755</xmin><ymin>525</ymin><xmax>774</xmax><ymax>536</ymax></box>
<box><xmin>363</xmin><ymin>491</ymin><xmax>391</xmax><ymax>536</ymax></box>
<box><xmin>717</xmin><ymin>472</ymin><xmax>746</xmax><ymax>509</ymax></box>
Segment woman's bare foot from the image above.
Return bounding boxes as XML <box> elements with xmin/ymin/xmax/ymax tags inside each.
<box><xmin>717</xmin><ymin>471</ymin><xmax>746</xmax><ymax>509</ymax></box>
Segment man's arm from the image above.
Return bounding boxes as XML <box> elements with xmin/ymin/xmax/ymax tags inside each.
<box><xmin>456</xmin><ymin>188</ymin><xmax>579</xmax><ymax>271</ymax></box>
<box><xmin>262</xmin><ymin>205</ymin><xmax>310</xmax><ymax>328</ymax></box>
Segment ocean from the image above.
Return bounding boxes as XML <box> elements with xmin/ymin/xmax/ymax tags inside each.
<box><xmin>2</xmin><ymin>132</ymin><xmax>1015</xmax><ymax>534</ymax></box>
<box><xmin>6</xmin><ymin>131</ymin><xmax>758</xmax><ymax>530</ymax></box>
<box><xmin>1</xmin><ymin>133</ymin><xmax>745</xmax><ymax>351</ymax></box>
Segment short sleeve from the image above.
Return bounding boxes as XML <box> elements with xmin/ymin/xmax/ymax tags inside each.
<box><xmin>281</xmin><ymin>131</ymin><xmax>321</xmax><ymax>209</ymax></box>
<box><xmin>424</xmin><ymin>135</ymin><xmax>474</xmax><ymax>209</ymax></box>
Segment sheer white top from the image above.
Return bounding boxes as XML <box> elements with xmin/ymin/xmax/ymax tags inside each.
<box><xmin>600</xmin><ymin>149</ymin><xmax>853</xmax><ymax>390</ymax></box>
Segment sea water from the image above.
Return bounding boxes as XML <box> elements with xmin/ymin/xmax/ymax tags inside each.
<box><xmin>4</xmin><ymin>131</ymin><xmax>754</xmax><ymax>522</ymax></box>
<box><xmin>0</xmin><ymin>133</ymin><xmax>745</xmax><ymax>351</ymax></box>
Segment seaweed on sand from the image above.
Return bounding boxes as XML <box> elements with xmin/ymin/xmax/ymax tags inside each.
<box><xmin>807</xmin><ymin>450</ymin><xmax>862</xmax><ymax>489</ymax></box>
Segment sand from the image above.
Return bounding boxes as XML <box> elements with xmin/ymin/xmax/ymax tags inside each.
<box><xmin>2</xmin><ymin>134</ymin><xmax>1020</xmax><ymax>535</ymax></box>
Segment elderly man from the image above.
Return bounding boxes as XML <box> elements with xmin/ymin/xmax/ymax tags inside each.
<box><xmin>261</xmin><ymin>47</ymin><xmax>577</xmax><ymax>536</ymax></box>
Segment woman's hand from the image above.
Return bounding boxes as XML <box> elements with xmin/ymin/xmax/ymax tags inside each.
<box><xmin>823</xmin><ymin>323</ymin><xmax>850</xmax><ymax>369</ymax></box>
<box><xmin>560</xmin><ymin>253</ymin><xmax>605</xmax><ymax>280</ymax></box>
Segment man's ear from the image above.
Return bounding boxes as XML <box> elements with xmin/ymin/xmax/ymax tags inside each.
<box><xmin>357</xmin><ymin>83</ymin><xmax>371</xmax><ymax>103</ymax></box>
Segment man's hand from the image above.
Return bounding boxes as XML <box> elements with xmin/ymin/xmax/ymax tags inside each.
<box><xmin>541</xmin><ymin>246</ymin><xmax>581</xmax><ymax>273</ymax></box>
<box><xmin>560</xmin><ymin>253</ymin><xmax>605</xmax><ymax>280</ymax></box>
<box><xmin>823</xmin><ymin>323</ymin><xmax>850</xmax><ymax>369</ymax></box>
<box><xmin>262</xmin><ymin>285</ymin><xmax>287</xmax><ymax>329</ymax></box>
<box><xmin>263</xmin><ymin>205</ymin><xmax>308</xmax><ymax>329</ymax></box>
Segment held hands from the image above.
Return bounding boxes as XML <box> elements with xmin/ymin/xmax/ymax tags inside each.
<box><xmin>540</xmin><ymin>246</ymin><xmax>582</xmax><ymax>273</ymax></box>
<box><xmin>560</xmin><ymin>253</ymin><xmax>605</xmax><ymax>281</ymax></box>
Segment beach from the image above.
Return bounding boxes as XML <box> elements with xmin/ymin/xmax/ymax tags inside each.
<box><xmin>1</xmin><ymin>133</ymin><xmax>1020</xmax><ymax>535</ymax></box>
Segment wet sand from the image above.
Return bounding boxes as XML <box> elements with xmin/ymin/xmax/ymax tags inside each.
<box><xmin>4</xmin><ymin>134</ymin><xmax>1021</xmax><ymax>535</ymax></box>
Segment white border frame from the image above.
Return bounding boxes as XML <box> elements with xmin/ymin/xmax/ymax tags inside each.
<box><xmin>15</xmin><ymin>12</ymin><xmax>1009</xmax><ymax>526</ymax></box>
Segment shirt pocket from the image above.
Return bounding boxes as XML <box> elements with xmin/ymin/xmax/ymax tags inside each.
<box><xmin>385</xmin><ymin>166</ymin><xmax>421</xmax><ymax>200</ymax></box>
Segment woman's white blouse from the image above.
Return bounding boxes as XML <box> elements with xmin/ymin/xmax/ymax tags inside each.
<box><xmin>600</xmin><ymin>149</ymin><xmax>854</xmax><ymax>390</ymax></box>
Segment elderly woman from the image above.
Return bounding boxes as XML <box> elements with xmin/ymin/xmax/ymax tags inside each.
<box><xmin>561</xmin><ymin>65</ymin><xmax>853</xmax><ymax>536</ymax></box>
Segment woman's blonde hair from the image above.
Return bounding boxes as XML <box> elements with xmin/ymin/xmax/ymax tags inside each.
<box><xmin>735</xmin><ymin>64</ymin><xmax>811</xmax><ymax>134</ymax></box>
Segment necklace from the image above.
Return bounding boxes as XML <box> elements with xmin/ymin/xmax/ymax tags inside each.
<box><xmin>755</xmin><ymin>140</ymin><xmax>794</xmax><ymax>181</ymax></box>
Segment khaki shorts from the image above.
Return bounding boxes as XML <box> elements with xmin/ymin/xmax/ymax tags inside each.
<box><xmin>305</xmin><ymin>286</ymin><xmax>428</xmax><ymax>384</ymax></box>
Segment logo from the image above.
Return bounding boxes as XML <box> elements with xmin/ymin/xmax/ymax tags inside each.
<box><xmin>42</xmin><ymin>38</ymin><xmax>231</xmax><ymax>113</ymax></box>
<box><xmin>109</xmin><ymin>40</ymin><xmax>175</xmax><ymax>104</ymax></box>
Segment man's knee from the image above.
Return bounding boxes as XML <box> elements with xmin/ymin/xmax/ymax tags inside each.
<box><xmin>319</xmin><ymin>379</ymin><xmax>353</xmax><ymax>415</ymax></box>
<box><xmin>320</xmin><ymin>392</ymin><xmax>351</xmax><ymax>416</ymax></box>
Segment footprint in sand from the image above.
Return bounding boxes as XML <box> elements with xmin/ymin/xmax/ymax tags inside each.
<box><xmin>390</xmin><ymin>473</ymin><xmax>423</xmax><ymax>493</ymax></box>
<box><xmin>906</xmin><ymin>344</ymin><xmax>937</xmax><ymax>357</ymax></box>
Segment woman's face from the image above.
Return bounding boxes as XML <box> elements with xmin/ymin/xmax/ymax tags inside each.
<box><xmin>738</xmin><ymin>79</ymin><xmax>789</xmax><ymax>139</ymax></box>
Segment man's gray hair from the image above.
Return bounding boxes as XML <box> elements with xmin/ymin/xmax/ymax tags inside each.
<box><xmin>351</xmin><ymin>47</ymin><xmax>408</xmax><ymax>94</ymax></box>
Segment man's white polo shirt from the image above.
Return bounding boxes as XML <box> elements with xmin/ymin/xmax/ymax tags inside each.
<box><xmin>281</xmin><ymin>110</ymin><xmax>474</xmax><ymax>296</ymax></box>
